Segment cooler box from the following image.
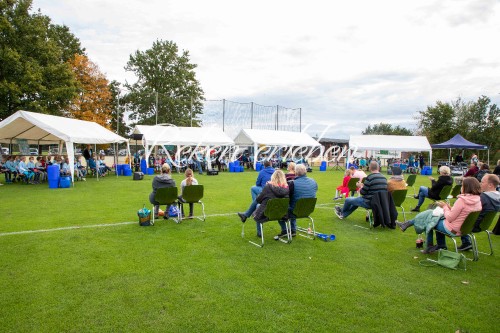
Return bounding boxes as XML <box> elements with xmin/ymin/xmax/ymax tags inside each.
<box><xmin>147</xmin><ymin>167</ymin><xmax>155</xmax><ymax>175</ymax></box>
<box><xmin>59</xmin><ymin>176</ymin><xmax>71</xmax><ymax>188</ymax></box>
<box><xmin>133</xmin><ymin>172</ymin><xmax>144</xmax><ymax>180</ymax></box>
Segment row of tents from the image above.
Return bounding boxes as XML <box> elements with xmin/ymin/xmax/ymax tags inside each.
<box><xmin>0</xmin><ymin>110</ymin><xmax>489</xmax><ymax>183</ymax></box>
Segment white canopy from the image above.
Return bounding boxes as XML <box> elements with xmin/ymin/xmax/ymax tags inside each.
<box><xmin>233</xmin><ymin>129</ymin><xmax>321</xmax><ymax>168</ymax></box>
<box><xmin>234</xmin><ymin>129</ymin><xmax>321</xmax><ymax>147</ymax></box>
<box><xmin>133</xmin><ymin>124</ymin><xmax>235</xmax><ymax>170</ymax></box>
<box><xmin>133</xmin><ymin>125</ymin><xmax>235</xmax><ymax>146</ymax></box>
<box><xmin>0</xmin><ymin>110</ymin><xmax>129</xmax><ymax>183</ymax></box>
<box><xmin>348</xmin><ymin>135</ymin><xmax>432</xmax><ymax>165</ymax></box>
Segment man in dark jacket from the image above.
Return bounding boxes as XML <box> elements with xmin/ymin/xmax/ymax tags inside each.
<box><xmin>458</xmin><ymin>174</ymin><xmax>500</xmax><ymax>250</ymax></box>
<box><xmin>149</xmin><ymin>163</ymin><xmax>176</xmax><ymax>218</ymax></box>
<box><xmin>411</xmin><ymin>166</ymin><xmax>453</xmax><ymax>212</ymax></box>
<box><xmin>237</xmin><ymin>160</ymin><xmax>275</xmax><ymax>223</ymax></box>
<box><xmin>335</xmin><ymin>161</ymin><xmax>387</xmax><ymax>220</ymax></box>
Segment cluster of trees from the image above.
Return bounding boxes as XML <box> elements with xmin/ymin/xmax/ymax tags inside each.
<box><xmin>362</xmin><ymin>96</ymin><xmax>499</xmax><ymax>159</ymax></box>
<box><xmin>0</xmin><ymin>0</ymin><xmax>204</xmax><ymax>136</ymax></box>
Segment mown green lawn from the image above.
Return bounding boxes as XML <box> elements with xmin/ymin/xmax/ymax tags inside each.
<box><xmin>0</xmin><ymin>168</ymin><xmax>498</xmax><ymax>332</ymax></box>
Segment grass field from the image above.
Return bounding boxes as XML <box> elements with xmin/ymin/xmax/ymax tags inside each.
<box><xmin>0</xmin><ymin>168</ymin><xmax>498</xmax><ymax>332</ymax></box>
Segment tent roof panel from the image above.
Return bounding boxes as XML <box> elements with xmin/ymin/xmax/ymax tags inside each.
<box><xmin>349</xmin><ymin>135</ymin><xmax>432</xmax><ymax>152</ymax></box>
<box><xmin>431</xmin><ymin>134</ymin><xmax>487</xmax><ymax>149</ymax></box>
<box><xmin>133</xmin><ymin>125</ymin><xmax>235</xmax><ymax>146</ymax></box>
<box><xmin>233</xmin><ymin>129</ymin><xmax>320</xmax><ymax>147</ymax></box>
<box><xmin>0</xmin><ymin>110</ymin><xmax>127</xmax><ymax>144</ymax></box>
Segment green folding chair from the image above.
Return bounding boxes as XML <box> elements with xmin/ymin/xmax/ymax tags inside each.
<box><xmin>405</xmin><ymin>174</ymin><xmax>417</xmax><ymax>197</ymax></box>
<box><xmin>447</xmin><ymin>184</ymin><xmax>462</xmax><ymax>203</ymax></box>
<box><xmin>180</xmin><ymin>185</ymin><xmax>205</xmax><ymax>222</ymax></box>
<box><xmin>391</xmin><ymin>189</ymin><xmax>408</xmax><ymax>222</ymax></box>
<box><xmin>152</xmin><ymin>187</ymin><xmax>180</xmax><ymax>224</ymax></box>
<box><xmin>436</xmin><ymin>211</ymin><xmax>481</xmax><ymax>261</ymax></box>
<box><xmin>293</xmin><ymin>197</ymin><xmax>317</xmax><ymax>240</ymax></box>
<box><xmin>347</xmin><ymin>177</ymin><xmax>360</xmax><ymax>197</ymax></box>
<box><xmin>246</xmin><ymin>198</ymin><xmax>290</xmax><ymax>248</ymax></box>
<box><xmin>432</xmin><ymin>185</ymin><xmax>453</xmax><ymax>204</ymax></box>
<box><xmin>470</xmin><ymin>211</ymin><xmax>499</xmax><ymax>257</ymax></box>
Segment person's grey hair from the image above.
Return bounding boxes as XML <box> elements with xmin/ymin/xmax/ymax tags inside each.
<box><xmin>295</xmin><ymin>164</ymin><xmax>307</xmax><ymax>176</ymax></box>
<box><xmin>161</xmin><ymin>163</ymin><xmax>171</xmax><ymax>174</ymax></box>
<box><xmin>439</xmin><ymin>166</ymin><xmax>450</xmax><ymax>175</ymax></box>
<box><xmin>369</xmin><ymin>161</ymin><xmax>379</xmax><ymax>172</ymax></box>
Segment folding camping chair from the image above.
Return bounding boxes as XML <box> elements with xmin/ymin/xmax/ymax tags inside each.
<box><xmin>292</xmin><ymin>197</ymin><xmax>317</xmax><ymax>240</ymax></box>
<box><xmin>469</xmin><ymin>211</ymin><xmax>499</xmax><ymax>258</ymax></box>
<box><xmin>152</xmin><ymin>187</ymin><xmax>180</xmax><ymax>224</ymax></box>
<box><xmin>436</xmin><ymin>211</ymin><xmax>481</xmax><ymax>261</ymax></box>
<box><xmin>179</xmin><ymin>185</ymin><xmax>205</xmax><ymax>222</ymax></box>
<box><xmin>391</xmin><ymin>189</ymin><xmax>408</xmax><ymax>222</ymax></box>
<box><xmin>405</xmin><ymin>174</ymin><xmax>417</xmax><ymax>197</ymax></box>
<box><xmin>245</xmin><ymin>198</ymin><xmax>291</xmax><ymax>248</ymax></box>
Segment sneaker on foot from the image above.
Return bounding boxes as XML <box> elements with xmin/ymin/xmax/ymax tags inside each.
<box><xmin>334</xmin><ymin>206</ymin><xmax>344</xmax><ymax>219</ymax></box>
<box><xmin>421</xmin><ymin>244</ymin><xmax>439</xmax><ymax>254</ymax></box>
<box><xmin>237</xmin><ymin>212</ymin><xmax>247</xmax><ymax>223</ymax></box>
<box><xmin>458</xmin><ymin>243</ymin><xmax>472</xmax><ymax>251</ymax></box>
<box><xmin>411</xmin><ymin>207</ymin><xmax>420</xmax><ymax>212</ymax></box>
<box><xmin>273</xmin><ymin>230</ymin><xmax>288</xmax><ymax>240</ymax></box>
<box><xmin>291</xmin><ymin>231</ymin><xmax>297</xmax><ymax>237</ymax></box>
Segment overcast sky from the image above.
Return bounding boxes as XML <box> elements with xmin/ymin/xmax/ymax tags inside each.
<box><xmin>33</xmin><ymin>0</ymin><xmax>500</xmax><ymax>139</ymax></box>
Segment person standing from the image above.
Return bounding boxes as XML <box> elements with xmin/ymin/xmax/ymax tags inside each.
<box><xmin>419</xmin><ymin>154</ymin><xmax>425</xmax><ymax>170</ymax></box>
<box><xmin>83</xmin><ymin>145</ymin><xmax>92</xmax><ymax>172</ymax></box>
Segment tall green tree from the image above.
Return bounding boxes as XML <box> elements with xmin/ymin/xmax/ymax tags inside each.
<box><xmin>124</xmin><ymin>40</ymin><xmax>204</xmax><ymax>126</ymax></box>
<box><xmin>0</xmin><ymin>0</ymin><xmax>83</xmax><ymax>120</ymax></box>
<box><xmin>415</xmin><ymin>101</ymin><xmax>455</xmax><ymax>144</ymax></box>
<box><xmin>362</xmin><ymin>123</ymin><xmax>413</xmax><ymax>135</ymax></box>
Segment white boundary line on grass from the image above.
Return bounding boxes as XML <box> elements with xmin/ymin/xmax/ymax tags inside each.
<box><xmin>0</xmin><ymin>212</ymin><xmax>239</xmax><ymax>237</ymax></box>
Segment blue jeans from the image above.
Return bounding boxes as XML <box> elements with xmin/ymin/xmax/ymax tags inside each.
<box><xmin>251</xmin><ymin>186</ymin><xmax>262</xmax><ymax>201</ymax></box>
<box><xmin>416</xmin><ymin>186</ymin><xmax>429</xmax><ymax>207</ymax></box>
<box><xmin>427</xmin><ymin>218</ymin><xmax>453</xmax><ymax>248</ymax></box>
<box><xmin>278</xmin><ymin>209</ymin><xmax>296</xmax><ymax>233</ymax></box>
<box><xmin>342</xmin><ymin>196</ymin><xmax>370</xmax><ymax>218</ymax></box>
<box><xmin>460</xmin><ymin>235</ymin><xmax>471</xmax><ymax>246</ymax></box>
<box><xmin>195</xmin><ymin>161</ymin><xmax>203</xmax><ymax>174</ymax></box>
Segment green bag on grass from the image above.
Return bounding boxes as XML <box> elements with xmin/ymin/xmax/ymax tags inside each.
<box><xmin>420</xmin><ymin>249</ymin><xmax>467</xmax><ymax>270</ymax></box>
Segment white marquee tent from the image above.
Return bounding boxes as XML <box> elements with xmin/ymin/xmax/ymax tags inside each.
<box><xmin>233</xmin><ymin>129</ymin><xmax>321</xmax><ymax>168</ymax></box>
<box><xmin>0</xmin><ymin>110</ymin><xmax>129</xmax><ymax>183</ymax></box>
<box><xmin>132</xmin><ymin>125</ymin><xmax>235</xmax><ymax>169</ymax></box>
<box><xmin>348</xmin><ymin>135</ymin><xmax>432</xmax><ymax>165</ymax></box>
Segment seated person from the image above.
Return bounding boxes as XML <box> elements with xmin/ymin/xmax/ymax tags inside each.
<box><xmin>350</xmin><ymin>167</ymin><xmax>367</xmax><ymax>195</ymax></box>
<box><xmin>75</xmin><ymin>155</ymin><xmax>87</xmax><ymax>181</ymax></box>
<box><xmin>88</xmin><ymin>154</ymin><xmax>97</xmax><ymax>175</ymax></box>
<box><xmin>387</xmin><ymin>166</ymin><xmax>407</xmax><ymax>193</ymax></box>
<box><xmin>253</xmin><ymin>170</ymin><xmax>289</xmax><ymax>236</ymax></box>
<box><xmin>178</xmin><ymin>168</ymin><xmax>198</xmax><ymax>218</ymax></box>
<box><xmin>458</xmin><ymin>174</ymin><xmax>500</xmax><ymax>250</ymax></box>
<box><xmin>0</xmin><ymin>156</ymin><xmax>11</xmax><ymax>184</ymax></box>
<box><xmin>237</xmin><ymin>160</ymin><xmax>275</xmax><ymax>223</ymax></box>
<box><xmin>475</xmin><ymin>163</ymin><xmax>491</xmax><ymax>182</ymax></box>
<box><xmin>285</xmin><ymin>162</ymin><xmax>296</xmax><ymax>182</ymax></box>
<box><xmin>397</xmin><ymin>177</ymin><xmax>482</xmax><ymax>254</ymax></box>
<box><xmin>99</xmin><ymin>155</ymin><xmax>112</xmax><ymax>175</ymax></box>
<box><xmin>463</xmin><ymin>163</ymin><xmax>479</xmax><ymax>178</ymax></box>
<box><xmin>275</xmin><ymin>164</ymin><xmax>317</xmax><ymax>238</ymax></box>
<box><xmin>18</xmin><ymin>156</ymin><xmax>35</xmax><ymax>183</ymax></box>
<box><xmin>27</xmin><ymin>156</ymin><xmax>41</xmax><ymax>184</ymax></box>
<box><xmin>493</xmin><ymin>159</ymin><xmax>500</xmax><ymax>177</ymax></box>
<box><xmin>4</xmin><ymin>156</ymin><xmax>17</xmax><ymax>183</ymax></box>
<box><xmin>412</xmin><ymin>166</ymin><xmax>453</xmax><ymax>212</ymax></box>
<box><xmin>334</xmin><ymin>168</ymin><xmax>352</xmax><ymax>199</ymax></box>
<box><xmin>335</xmin><ymin>161</ymin><xmax>387</xmax><ymax>220</ymax></box>
<box><xmin>35</xmin><ymin>156</ymin><xmax>47</xmax><ymax>182</ymax></box>
<box><xmin>149</xmin><ymin>163</ymin><xmax>176</xmax><ymax>219</ymax></box>
<box><xmin>60</xmin><ymin>157</ymin><xmax>71</xmax><ymax>176</ymax></box>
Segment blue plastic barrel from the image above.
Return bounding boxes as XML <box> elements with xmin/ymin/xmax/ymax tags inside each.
<box><xmin>123</xmin><ymin>169</ymin><xmax>132</xmax><ymax>176</ymax></box>
<box><xmin>320</xmin><ymin>161</ymin><xmax>327</xmax><ymax>171</ymax></box>
<box><xmin>48</xmin><ymin>179</ymin><xmax>59</xmax><ymax>189</ymax></box>
<box><xmin>140</xmin><ymin>159</ymin><xmax>147</xmax><ymax>173</ymax></box>
<box><xmin>229</xmin><ymin>162</ymin><xmax>234</xmax><ymax>172</ymax></box>
<box><xmin>116</xmin><ymin>164</ymin><xmax>123</xmax><ymax>176</ymax></box>
<box><xmin>233</xmin><ymin>160</ymin><xmax>240</xmax><ymax>167</ymax></box>
<box><xmin>59</xmin><ymin>176</ymin><xmax>71</xmax><ymax>188</ymax></box>
<box><xmin>147</xmin><ymin>167</ymin><xmax>154</xmax><ymax>175</ymax></box>
<box><xmin>255</xmin><ymin>162</ymin><xmax>262</xmax><ymax>171</ymax></box>
<box><xmin>239</xmin><ymin>166</ymin><xmax>244</xmax><ymax>172</ymax></box>
<box><xmin>47</xmin><ymin>165</ymin><xmax>60</xmax><ymax>181</ymax></box>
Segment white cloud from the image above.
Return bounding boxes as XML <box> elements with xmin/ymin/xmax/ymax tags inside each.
<box><xmin>32</xmin><ymin>0</ymin><xmax>500</xmax><ymax>139</ymax></box>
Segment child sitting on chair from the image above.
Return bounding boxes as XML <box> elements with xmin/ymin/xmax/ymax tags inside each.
<box><xmin>335</xmin><ymin>168</ymin><xmax>352</xmax><ymax>200</ymax></box>
<box><xmin>178</xmin><ymin>168</ymin><xmax>198</xmax><ymax>219</ymax></box>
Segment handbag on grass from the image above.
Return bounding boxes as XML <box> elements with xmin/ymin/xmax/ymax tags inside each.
<box><xmin>138</xmin><ymin>205</ymin><xmax>152</xmax><ymax>226</ymax></box>
<box><xmin>420</xmin><ymin>249</ymin><xmax>467</xmax><ymax>270</ymax></box>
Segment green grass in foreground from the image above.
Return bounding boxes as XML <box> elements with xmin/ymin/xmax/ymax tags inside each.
<box><xmin>0</xmin><ymin>168</ymin><xmax>498</xmax><ymax>332</ymax></box>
